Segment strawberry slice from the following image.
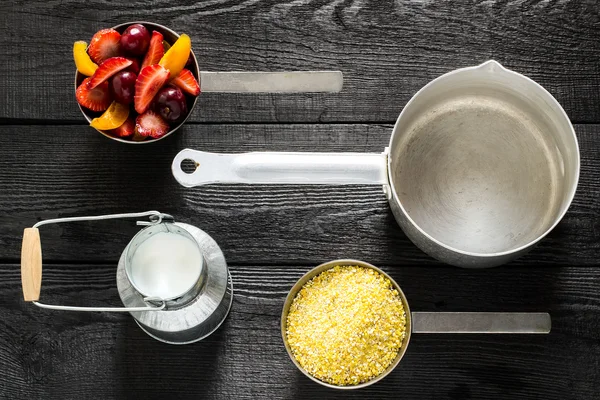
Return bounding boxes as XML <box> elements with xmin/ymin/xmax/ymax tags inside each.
<box><xmin>134</xmin><ymin>64</ymin><xmax>170</xmax><ymax>114</ymax></box>
<box><xmin>112</xmin><ymin>116</ymin><xmax>135</xmax><ymax>137</ymax></box>
<box><xmin>76</xmin><ymin>77</ymin><xmax>111</xmax><ymax>112</ymax></box>
<box><xmin>89</xmin><ymin>57</ymin><xmax>132</xmax><ymax>89</ymax></box>
<box><xmin>172</xmin><ymin>69</ymin><xmax>200</xmax><ymax>96</ymax></box>
<box><xmin>135</xmin><ymin>110</ymin><xmax>169</xmax><ymax>139</ymax></box>
<box><xmin>88</xmin><ymin>28</ymin><xmax>121</xmax><ymax>64</ymax></box>
<box><xmin>141</xmin><ymin>31</ymin><xmax>164</xmax><ymax>70</ymax></box>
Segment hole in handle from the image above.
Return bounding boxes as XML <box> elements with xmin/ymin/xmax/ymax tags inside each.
<box><xmin>180</xmin><ymin>159</ymin><xmax>197</xmax><ymax>174</ymax></box>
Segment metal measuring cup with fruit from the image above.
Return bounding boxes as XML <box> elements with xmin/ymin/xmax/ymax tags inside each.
<box><xmin>73</xmin><ymin>22</ymin><xmax>343</xmax><ymax>144</ymax></box>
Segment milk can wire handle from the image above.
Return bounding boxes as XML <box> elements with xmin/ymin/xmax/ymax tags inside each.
<box><xmin>21</xmin><ymin>211</ymin><xmax>171</xmax><ymax>312</ymax></box>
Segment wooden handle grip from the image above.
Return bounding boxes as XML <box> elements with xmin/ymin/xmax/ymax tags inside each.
<box><xmin>21</xmin><ymin>228</ymin><xmax>42</xmax><ymax>301</ymax></box>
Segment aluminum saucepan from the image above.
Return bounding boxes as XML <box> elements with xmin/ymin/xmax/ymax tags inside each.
<box><xmin>172</xmin><ymin>61</ymin><xmax>580</xmax><ymax>267</ymax></box>
<box><xmin>280</xmin><ymin>259</ymin><xmax>550</xmax><ymax>389</ymax></box>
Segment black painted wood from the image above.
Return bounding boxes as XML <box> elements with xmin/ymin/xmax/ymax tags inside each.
<box><xmin>0</xmin><ymin>0</ymin><xmax>599</xmax><ymax>123</ymax></box>
<box><xmin>2</xmin><ymin>1</ymin><xmax>600</xmax><ymax>399</ymax></box>
<box><xmin>0</xmin><ymin>124</ymin><xmax>598</xmax><ymax>266</ymax></box>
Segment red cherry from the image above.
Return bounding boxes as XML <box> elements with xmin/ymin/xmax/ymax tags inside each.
<box><xmin>153</xmin><ymin>85</ymin><xmax>188</xmax><ymax>123</ymax></box>
<box><xmin>120</xmin><ymin>24</ymin><xmax>150</xmax><ymax>56</ymax></box>
<box><xmin>109</xmin><ymin>70</ymin><xmax>137</xmax><ymax>105</ymax></box>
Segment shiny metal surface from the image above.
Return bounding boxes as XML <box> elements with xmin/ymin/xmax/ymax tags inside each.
<box><xmin>199</xmin><ymin>71</ymin><xmax>343</xmax><ymax>93</ymax></box>
<box><xmin>172</xmin><ymin>150</ymin><xmax>387</xmax><ymax>187</ymax></box>
<box><xmin>411</xmin><ymin>312</ymin><xmax>551</xmax><ymax>334</ymax></box>
<box><xmin>117</xmin><ymin>222</ymin><xmax>233</xmax><ymax>344</ymax></box>
<box><xmin>387</xmin><ymin>60</ymin><xmax>579</xmax><ymax>267</ymax></box>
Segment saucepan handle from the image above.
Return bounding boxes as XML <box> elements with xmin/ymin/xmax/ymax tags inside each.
<box><xmin>172</xmin><ymin>149</ymin><xmax>389</xmax><ymax>188</ymax></box>
<box><xmin>411</xmin><ymin>312</ymin><xmax>551</xmax><ymax>334</ymax></box>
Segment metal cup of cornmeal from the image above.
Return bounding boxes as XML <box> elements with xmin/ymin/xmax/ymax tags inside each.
<box><xmin>281</xmin><ymin>259</ymin><xmax>411</xmax><ymax>389</ymax></box>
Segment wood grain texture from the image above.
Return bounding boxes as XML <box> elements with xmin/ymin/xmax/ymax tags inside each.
<box><xmin>1</xmin><ymin>0</ymin><xmax>599</xmax><ymax>123</ymax></box>
<box><xmin>21</xmin><ymin>228</ymin><xmax>42</xmax><ymax>301</ymax></box>
<box><xmin>1</xmin><ymin>263</ymin><xmax>599</xmax><ymax>399</ymax></box>
<box><xmin>1</xmin><ymin>1</ymin><xmax>600</xmax><ymax>398</ymax></box>
<box><xmin>0</xmin><ymin>124</ymin><xmax>598</xmax><ymax>266</ymax></box>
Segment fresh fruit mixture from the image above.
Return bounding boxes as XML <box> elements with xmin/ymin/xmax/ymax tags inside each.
<box><xmin>74</xmin><ymin>24</ymin><xmax>199</xmax><ymax>141</ymax></box>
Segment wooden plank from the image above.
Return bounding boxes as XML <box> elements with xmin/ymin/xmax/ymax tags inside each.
<box><xmin>0</xmin><ymin>124</ymin><xmax>598</xmax><ymax>266</ymax></box>
<box><xmin>1</xmin><ymin>0</ymin><xmax>599</xmax><ymax>123</ymax></box>
<box><xmin>1</xmin><ymin>263</ymin><xmax>598</xmax><ymax>399</ymax></box>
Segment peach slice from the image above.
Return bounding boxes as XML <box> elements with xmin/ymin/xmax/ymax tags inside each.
<box><xmin>73</xmin><ymin>41</ymin><xmax>98</xmax><ymax>76</ymax></box>
<box><xmin>90</xmin><ymin>101</ymin><xmax>130</xmax><ymax>130</ymax></box>
<box><xmin>159</xmin><ymin>34</ymin><xmax>191</xmax><ymax>80</ymax></box>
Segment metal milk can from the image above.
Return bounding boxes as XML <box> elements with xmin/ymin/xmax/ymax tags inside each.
<box><xmin>20</xmin><ymin>211</ymin><xmax>232</xmax><ymax>344</ymax></box>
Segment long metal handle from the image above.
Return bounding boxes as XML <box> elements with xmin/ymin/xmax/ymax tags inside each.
<box><xmin>22</xmin><ymin>211</ymin><xmax>171</xmax><ymax>312</ymax></box>
<box><xmin>411</xmin><ymin>312</ymin><xmax>551</xmax><ymax>334</ymax></box>
<box><xmin>199</xmin><ymin>71</ymin><xmax>343</xmax><ymax>93</ymax></box>
<box><xmin>172</xmin><ymin>149</ymin><xmax>388</xmax><ymax>187</ymax></box>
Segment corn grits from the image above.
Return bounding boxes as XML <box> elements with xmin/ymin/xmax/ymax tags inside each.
<box><xmin>285</xmin><ymin>265</ymin><xmax>407</xmax><ymax>386</ymax></box>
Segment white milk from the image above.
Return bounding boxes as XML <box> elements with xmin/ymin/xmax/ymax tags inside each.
<box><xmin>129</xmin><ymin>232</ymin><xmax>203</xmax><ymax>299</ymax></box>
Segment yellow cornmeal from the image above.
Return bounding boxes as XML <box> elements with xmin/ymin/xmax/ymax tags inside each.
<box><xmin>286</xmin><ymin>265</ymin><xmax>407</xmax><ymax>386</ymax></box>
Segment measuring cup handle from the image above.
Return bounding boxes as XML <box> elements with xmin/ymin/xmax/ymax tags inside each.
<box><xmin>172</xmin><ymin>149</ymin><xmax>388</xmax><ymax>187</ymax></box>
<box><xmin>411</xmin><ymin>312</ymin><xmax>551</xmax><ymax>334</ymax></box>
<box><xmin>199</xmin><ymin>71</ymin><xmax>343</xmax><ymax>93</ymax></box>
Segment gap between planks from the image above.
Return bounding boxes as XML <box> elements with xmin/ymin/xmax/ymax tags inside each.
<box><xmin>1</xmin><ymin>119</ymin><xmax>599</xmax><ymax>126</ymax></box>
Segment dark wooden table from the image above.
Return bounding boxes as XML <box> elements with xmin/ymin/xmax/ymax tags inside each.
<box><xmin>1</xmin><ymin>1</ymin><xmax>599</xmax><ymax>399</ymax></box>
